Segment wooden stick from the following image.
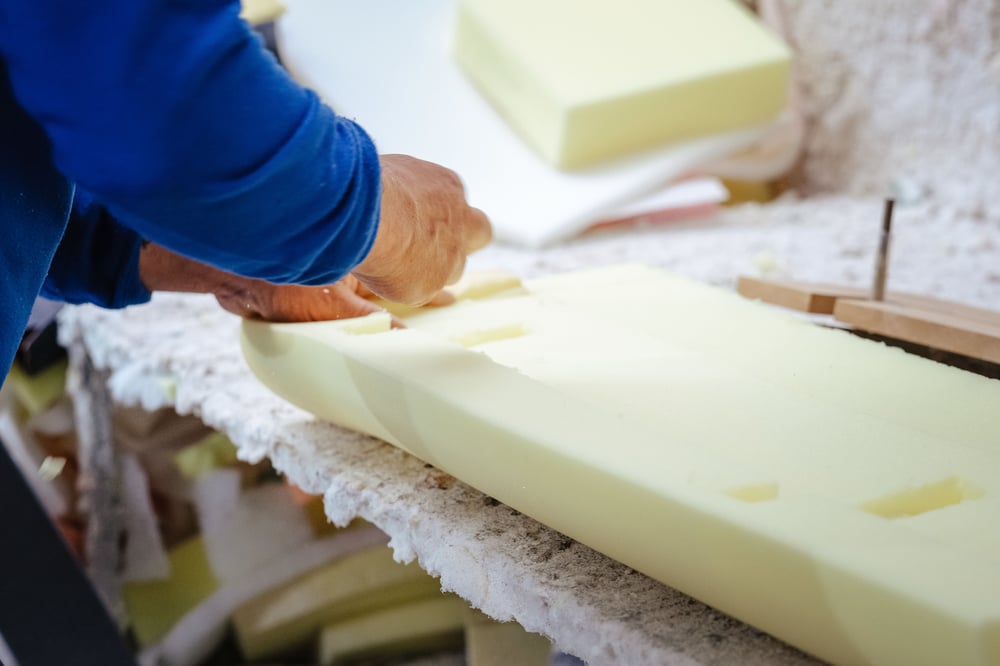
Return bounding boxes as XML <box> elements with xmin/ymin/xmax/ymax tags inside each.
<box><xmin>870</xmin><ymin>198</ymin><xmax>894</xmax><ymax>301</ymax></box>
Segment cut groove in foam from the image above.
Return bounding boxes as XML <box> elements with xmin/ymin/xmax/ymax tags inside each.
<box><xmin>451</xmin><ymin>323</ymin><xmax>527</xmax><ymax>348</ymax></box>
<box><xmin>449</xmin><ymin>271</ymin><xmax>524</xmax><ymax>301</ymax></box>
<box><xmin>861</xmin><ymin>477</ymin><xmax>984</xmax><ymax>519</ymax></box>
<box><xmin>726</xmin><ymin>483</ymin><xmax>779</xmax><ymax>503</ymax></box>
<box><xmin>339</xmin><ymin>313</ymin><xmax>394</xmax><ymax>335</ymax></box>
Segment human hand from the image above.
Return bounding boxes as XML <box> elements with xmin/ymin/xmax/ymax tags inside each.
<box><xmin>213</xmin><ymin>274</ymin><xmax>455</xmax><ymax>324</ymax></box>
<box><xmin>214</xmin><ymin>274</ymin><xmax>389</xmax><ymax>323</ymax></box>
<box><xmin>132</xmin><ymin>244</ymin><xmax>360</xmax><ymax>324</ymax></box>
<box><xmin>352</xmin><ymin>154</ymin><xmax>492</xmax><ymax>306</ymax></box>
<box><xmin>139</xmin><ymin>244</ymin><xmax>454</xmax><ymax>324</ymax></box>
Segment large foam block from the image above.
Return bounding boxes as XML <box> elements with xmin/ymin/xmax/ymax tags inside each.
<box><xmin>453</xmin><ymin>0</ymin><xmax>791</xmax><ymax>169</ymax></box>
<box><xmin>242</xmin><ymin>265</ymin><xmax>1000</xmax><ymax>666</ymax></box>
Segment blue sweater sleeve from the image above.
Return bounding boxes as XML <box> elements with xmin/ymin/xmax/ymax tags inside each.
<box><xmin>0</xmin><ymin>0</ymin><xmax>380</xmax><ymax>287</ymax></box>
<box><xmin>40</xmin><ymin>191</ymin><xmax>151</xmax><ymax>308</ymax></box>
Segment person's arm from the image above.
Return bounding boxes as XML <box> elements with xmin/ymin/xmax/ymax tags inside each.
<box><xmin>41</xmin><ymin>193</ymin><xmax>439</xmax><ymax>321</ymax></box>
<box><xmin>40</xmin><ymin>156</ymin><xmax>484</xmax><ymax>320</ymax></box>
<box><xmin>40</xmin><ymin>203</ymin><xmax>405</xmax><ymax>322</ymax></box>
<box><xmin>137</xmin><ymin>242</ymin><xmax>406</xmax><ymax>323</ymax></box>
<box><xmin>40</xmin><ymin>201</ymin><xmax>420</xmax><ymax>323</ymax></box>
<box><xmin>2</xmin><ymin>0</ymin><xmax>487</xmax><ymax>306</ymax></box>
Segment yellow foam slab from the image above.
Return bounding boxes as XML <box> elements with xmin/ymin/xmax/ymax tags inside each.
<box><xmin>233</xmin><ymin>544</ymin><xmax>443</xmax><ymax>659</ymax></box>
<box><xmin>319</xmin><ymin>595</ymin><xmax>466</xmax><ymax>665</ymax></box>
<box><xmin>242</xmin><ymin>265</ymin><xmax>1000</xmax><ymax>666</ymax></box>
<box><xmin>5</xmin><ymin>360</ymin><xmax>67</xmax><ymax>416</ymax></box>
<box><xmin>465</xmin><ymin>609</ymin><xmax>551</xmax><ymax>666</ymax></box>
<box><xmin>173</xmin><ymin>431</ymin><xmax>238</xmax><ymax>479</ymax></box>
<box><xmin>453</xmin><ymin>0</ymin><xmax>791</xmax><ymax>169</ymax></box>
<box><xmin>123</xmin><ymin>537</ymin><xmax>218</xmax><ymax>647</ymax></box>
<box><xmin>240</xmin><ymin>0</ymin><xmax>284</xmax><ymax>25</ymax></box>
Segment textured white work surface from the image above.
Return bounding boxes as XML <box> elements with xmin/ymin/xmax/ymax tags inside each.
<box><xmin>61</xmin><ymin>194</ymin><xmax>1000</xmax><ymax>666</ymax></box>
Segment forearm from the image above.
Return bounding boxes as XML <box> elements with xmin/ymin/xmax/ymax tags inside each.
<box><xmin>138</xmin><ymin>243</ymin><xmax>398</xmax><ymax>324</ymax></box>
<box><xmin>138</xmin><ymin>243</ymin><xmax>254</xmax><ymax>307</ymax></box>
<box><xmin>43</xmin><ymin>196</ymin><xmax>255</xmax><ymax>311</ymax></box>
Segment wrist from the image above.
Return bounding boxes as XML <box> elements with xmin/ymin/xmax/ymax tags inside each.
<box><xmin>138</xmin><ymin>243</ymin><xmax>259</xmax><ymax>304</ymax></box>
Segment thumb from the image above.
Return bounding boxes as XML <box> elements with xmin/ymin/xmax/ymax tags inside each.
<box><xmin>315</xmin><ymin>283</ymin><xmax>388</xmax><ymax>321</ymax></box>
<box><xmin>225</xmin><ymin>281</ymin><xmax>403</xmax><ymax>325</ymax></box>
<box><xmin>305</xmin><ymin>283</ymin><xmax>406</xmax><ymax>328</ymax></box>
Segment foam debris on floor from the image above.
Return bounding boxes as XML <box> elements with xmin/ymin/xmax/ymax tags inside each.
<box><xmin>1</xmin><ymin>371</ymin><xmax>561</xmax><ymax>665</ymax></box>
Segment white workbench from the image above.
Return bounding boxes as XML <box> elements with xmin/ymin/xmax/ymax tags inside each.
<box><xmin>61</xmin><ymin>1</ymin><xmax>1000</xmax><ymax>662</ymax></box>
<box><xmin>60</xmin><ymin>189</ymin><xmax>1000</xmax><ymax>665</ymax></box>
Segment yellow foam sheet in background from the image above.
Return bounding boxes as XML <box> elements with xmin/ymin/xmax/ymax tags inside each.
<box><xmin>242</xmin><ymin>264</ymin><xmax>1000</xmax><ymax>666</ymax></box>
<box><xmin>453</xmin><ymin>0</ymin><xmax>790</xmax><ymax>169</ymax></box>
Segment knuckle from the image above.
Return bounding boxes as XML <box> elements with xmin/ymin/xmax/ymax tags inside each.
<box><xmin>439</xmin><ymin>168</ymin><xmax>463</xmax><ymax>192</ymax></box>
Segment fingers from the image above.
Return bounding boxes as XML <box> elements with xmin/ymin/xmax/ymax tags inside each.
<box><xmin>230</xmin><ymin>281</ymin><xmax>389</xmax><ymax>323</ymax></box>
<box><xmin>222</xmin><ymin>275</ymin><xmax>455</xmax><ymax>327</ymax></box>
<box><xmin>445</xmin><ymin>254</ymin><xmax>467</xmax><ymax>287</ymax></box>
<box><xmin>443</xmin><ymin>206</ymin><xmax>489</xmax><ymax>288</ymax></box>
<box><xmin>448</xmin><ymin>172</ymin><xmax>491</xmax><ymax>255</ymax></box>
<box><xmin>425</xmin><ymin>290</ymin><xmax>456</xmax><ymax>307</ymax></box>
<box><xmin>345</xmin><ymin>274</ymin><xmax>375</xmax><ymax>299</ymax></box>
<box><xmin>356</xmin><ymin>154</ymin><xmax>494</xmax><ymax>306</ymax></box>
<box><xmin>463</xmin><ymin>206</ymin><xmax>493</xmax><ymax>254</ymax></box>
<box><xmin>313</xmin><ymin>281</ymin><xmax>405</xmax><ymax>327</ymax></box>
<box><xmin>315</xmin><ymin>284</ymin><xmax>387</xmax><ymax>321</ymax></box>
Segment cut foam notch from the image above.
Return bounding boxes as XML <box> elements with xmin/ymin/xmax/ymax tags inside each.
<box><xmin>337</xmin><ymin>313</ymin><xmax>394</xmax><ymax>335</ymax></box>
<box><xmin>451</xmin><ymin>323</ymin><xmax>528</xmax><ymax>348</ymax></box>
<box><xmin>447</xmin><ymin>271</ymin><xmax>524</xmax><ymax>301</ymax></box>
<box><xmin>725</xmin><ymin>483</ymin><xmax>779</xmax><ymax>503</ymax></box>
<box><xmin>861</xmin><ymin>477</ymin><xmax>984</xmax><ymax>519</ymax></box>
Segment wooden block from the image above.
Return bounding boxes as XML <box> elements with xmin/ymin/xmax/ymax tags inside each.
<box><xmin>738</xmin><ymin>276</ymin><xmax>1000</xmax><ymax>330</ymax></box>
<box><xmin>736</xmin><ymin>276</ymin><xmax>866</xmax><ymax>314</ymax></box>
<box><xmin>834</xmin><ymin>299</ymin><xmax>1000</xmax><ymax>365</ymax></box>
<box><xmin>885</xmin><ymin>293</ymin><xmax>1000</xmax><ymax>330</ymax></box>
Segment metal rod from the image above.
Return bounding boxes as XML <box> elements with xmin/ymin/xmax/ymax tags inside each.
<box><xmin>871</xmin><ymin>198</ymin><xmax>895</xmax><ymax>301</ymax></box>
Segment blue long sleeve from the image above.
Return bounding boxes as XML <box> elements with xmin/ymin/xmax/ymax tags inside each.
<box><xmin>0</xmin><ymin>0</ymin><xmax>382</xmax><ymax>287</ymax></box>
<box><xmin>40</xmin><ymin>191</ymin><xmax>151</xmax><ymax>308</ymax></box>
<box><xmin>0</xmin><ymin>65</ymin><xmax>74</xmax><ymax>377</ymax></box>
